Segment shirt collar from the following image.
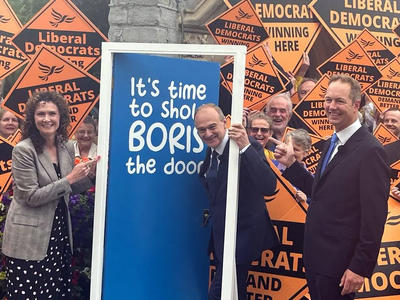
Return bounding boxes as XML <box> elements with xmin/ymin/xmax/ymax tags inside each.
<box><xmin>336</xmin><ymin>119</ymin><xmax>361</xmax><ymax>145</ymax></box>
<box><xmin>213</xmin><ymin>130</ymin><xmax>229</xmax><ymax>155</ymax></box>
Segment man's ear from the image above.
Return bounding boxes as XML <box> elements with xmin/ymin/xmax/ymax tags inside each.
<box><xmin>354</xmin><ymin>99</ymin><xmax>361</xmax><ymax>111</ymax></box>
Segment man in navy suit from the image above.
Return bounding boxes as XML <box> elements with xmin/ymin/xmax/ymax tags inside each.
<box><xmin>271</xmin><ymin>75</ymin><xmax>390</xmax><ymax>299</ymax></box>
<box><xmin>194</xmin><ymin>103</ymin><xmax>278</xmax><ymax>300</ymax></box>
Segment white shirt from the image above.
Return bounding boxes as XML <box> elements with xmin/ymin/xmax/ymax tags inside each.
<box><xmin>329</xmin><ymin>119</ymin><xmax>361</xmax><ymax>162</ymax></box>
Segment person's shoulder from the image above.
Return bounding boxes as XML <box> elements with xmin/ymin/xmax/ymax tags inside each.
<box><xmin>14</xmin><ymin>138</ymin><xmax>33</xmax><ymax>150</ymax></box>
<box><xmin>384</xmin><ymin>140</ymin><xmax>400</xmax><ymax>150</ymax></box>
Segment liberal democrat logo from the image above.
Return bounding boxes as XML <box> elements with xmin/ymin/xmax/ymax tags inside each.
<box><xmin>346</xmin><ymin>49</ymin><xmax>364</xmax><ymax>62</ymax></box>
<box><xmin>386</xmin><ymin>213</ymin><xmax>400</xmax><ymax>225</ymax></box>
<box><xmin>0</xmin><ymin>15</ymin><xmax>10</xmax><ymax>24</ymax></box>
<box><xmin>378</xmin><ymin>135</ymin><xmax>392</xmax><ymax>144</ymax></box>
<box><xmin>319</xmin><ymin>85</ymin><xmax>327</xmax><ymax>98</ymax></box>
<box><xmin>38</xmin><ymin>62</ymin><xmax>64</xmax><ymax>81</ymax></box>
<box><xmin>249</xmin><ymin>54</ymin><xmax>266</xmax><ymax>67</ymax></box>
<box><xmin>388</xmin><ymin>67</ymin><xmax>400</xmax><ymax>79</ymax></box>
<box><xmin>360</xmin><ymin>38</ymin><xmax>375</xmax><ymax>48</ymax></box>
<box><xmin>236</xmin><ymin>8</ymin><xmax>253</xmax><ymax>21</ymax></box>
<box><xmin>50</xmin><ymin>8</ymin><xmax>75</xmax><ymax>28</ymax></box>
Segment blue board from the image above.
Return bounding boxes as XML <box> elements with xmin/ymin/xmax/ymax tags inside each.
<box><xmin>102</xmin><ymin>53</ymin><xmax>220</xmax><ymax>299</ymax></box>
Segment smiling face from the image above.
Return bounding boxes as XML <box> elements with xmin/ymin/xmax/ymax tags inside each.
<box><xmin>383</xmin><ymin>110</ymin><xmax>400</xmax><ymax>137</ymax></box>
<box><xmin>324</xmin><ymin>80</ymin><xmax>360</xmax><ymax>133</ymax></box>
<box><xmin>75</xmin><ymin>122</ymin><xmax>96</xmax><ymax>149</ymax></box>
<box><xmin>249</xmin><ymin>118</ymin><xmax>272</xmax><ymax>148</ymax></box>
<box><xmin>34</xmin><ymin>101</ymin><xmax>60</xmax><ymax>139</ymax></box>
<box><xmin>194</xmin><ymin>106</ymin><xmax>226</xmax><ymax>149</ymax></box>
<box><xmin>0</xmin><ymin>110</ymin><xmax>19</xmax><ymax>138</ymax></box>
<box><xmin>267</xmin><ymin>97</ymin><xmax>291</xmax><ymax>133</ymax></box>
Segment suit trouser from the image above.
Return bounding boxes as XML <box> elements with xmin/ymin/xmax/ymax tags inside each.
<box><xmin>208</xmin><ymin>257</ymin><xmax>252</xmax><ymax>300</ymax></box>
<box><xmin>306</xmin><ymin>268</ymin><xmax>355</xmax><ymax>300</ymax></box>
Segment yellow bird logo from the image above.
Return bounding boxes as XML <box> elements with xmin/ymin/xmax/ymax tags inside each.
<box><xmin>50</xmin><ymin>8</ymin><xmax>75</xmax><ymax>27</ymax></box>
<box><xmin>346</xmin><ymin>49</ymin><xmax>364</xmax><ymax>62</ymax></box>
<box><xmin>236</xmin><ymin>8</ymin><xmax>253</xmax><ymax>21</ymax></box>
<box><xmin>249</xmin><ymin>54</ymin><xmax>267</xmax><ymax>67</ymax></box>
<box><xmin>38</xmin><ymin>62</ymin><xmax>64</xmax><ymax>81</ymax></box>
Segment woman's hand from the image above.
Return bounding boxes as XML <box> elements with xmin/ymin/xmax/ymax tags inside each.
<box><xmin>66</xmin><ymin>156</ymin><xmax>100</xmax><ymax>184</ymax></box>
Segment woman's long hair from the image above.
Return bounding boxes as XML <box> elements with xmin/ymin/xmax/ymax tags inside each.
<box><xmin>21</xmin><ymin>91</ymin><xmax>70</xmax><ymax>152</ymax></box>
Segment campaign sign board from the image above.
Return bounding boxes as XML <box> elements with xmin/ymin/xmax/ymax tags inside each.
<box><xmin>248</xmin><ymin>158</ymin><xmax>309</xmax><ymax>300</ymax></box>
<box><xmin>355</xmin><ymin>192</ymin><xmax>400</xmax><ymax>299</ymax></box>
<box><xmin>1</xmin><ymin>45</ymin><xmax>100</xmax><ymax>136</ymax></box>
<box><xmin>0</xmin><ymin>136</ymin><xmax>13</xmax><ymax>196</ymax></box>
<box><xmin>367</xmin><ymin>58</ymin><xmax>400</xmax><ymax>113</ymax></box>
<box><xmin>317</xmin><ymin>39</ymin><xmax>382</xmax><ymax>92</ymax></box>
<box><xmin>309</xmin><ymin>0</ymin><xmax>400</xmax><ymax>56</ymax></box>
<box><xmin>356</xmin><ymin>29</ymin><xmax>396</xmax><ymax>69</ymax></box>
<box><xmin>0</xmin><ymin>0</ymin><xmax>27</xmax><ymax>79</ymax></box>
<box><xmin>293</xmin><ymin>74</ymin><xmax>333</xmax><ymax>137</ymax></box>
<box><xmin>220</xmin><ymin>43</ymin><xmax>285</xmax><ymax>109</ymax></box>
<box><xmin>373</xmin><ymin>123</ymin><xmax>399</xmax><ymax>146</ymax></box>
<box><xmin>225</xmin><ymin>0</ymin><xmax>322</xmax><ymax>73</ymax></box>
<box><xmin>102</xmin><ymin>53</ymin><xmax>220</xmax><ymax>299</ymax></box>
<box><xmin>207</xmin><ymin>0</ymin><xmax>269</xmax><ymax>50</ymax></box>
<box><xmin>11</xmin><ymin>0</ymin><xmax>108</xmax><ymax>70</ymax></box>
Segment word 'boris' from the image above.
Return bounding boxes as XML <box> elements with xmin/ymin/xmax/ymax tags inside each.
<box><xmin>129</xmin><ymin>121</ymin><xmax>203</xmax><ymax>155</ymax></box>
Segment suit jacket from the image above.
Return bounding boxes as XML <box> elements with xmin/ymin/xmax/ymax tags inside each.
<box><xmin>283</xmin><ymin>126</ymin><xmax>389</xmax><ymax>278</ymax></box>
<box><xmin>199</xmin><ymin>137</ymin><xmax>279</xmax><ymax>265</ymax></box>
<box><xmin>384</xmin><ymin>140</ymin><xmax>400</xmax><ymax>165</ymax></box>
<box><xmin>2</xmin><ymin>138</ymin><xmax>92</xmax><ymax>261</ymax></box>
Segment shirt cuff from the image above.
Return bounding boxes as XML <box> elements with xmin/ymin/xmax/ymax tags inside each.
<box><xmin>239</xmin><ymin>143</ymin><xmax>251</xmax><ymax>154</ymax></box>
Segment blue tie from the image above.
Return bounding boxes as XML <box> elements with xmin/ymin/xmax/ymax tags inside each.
<box><xmin>206</xmin><ymin>150</ymin><xmax>219</xmax><ymax>198</ymax></box>
<box><xmin>320</xmin><ymin>133</ymin><xmax>338</xmax><ymax>174</ymax></box>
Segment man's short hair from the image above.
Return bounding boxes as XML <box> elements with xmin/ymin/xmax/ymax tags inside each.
<box><xmin>299</xmin><ymin>78</ymin><xmax>317</xmax><ymax>89</ymax></box>
<box><xmin>328</xmin><ymin>74</ymin><xmax>361</xmax><ymax>104</ymax></box>
<box><xmin>194</xmin><ymin>103</ymin><xmax>225</xmax><ymax>121</ymax></box>
<box><xmin>264</xmin><ymin>93</ymin><xmax>293</xmax><ymax>115</ymax></box>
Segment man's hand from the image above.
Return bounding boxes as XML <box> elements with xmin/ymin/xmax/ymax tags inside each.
<box><xmin>295</xmin><ymin>191</ymin><xmax>307</xmax><ymax>203</ymax></box>
<box><xmin>339</xmin><ymin>269</ymin><xmax>364</xmax><ymax>295</ymax></box>
<box><xmin>228</xmin><ymin>123</ymin><xmax>250</xmax><ymax>150</ymax></box>
<box><xmin>269</xmin><ymin>137</ymin><xmax>296</xmax><ymax>167</ymax></box>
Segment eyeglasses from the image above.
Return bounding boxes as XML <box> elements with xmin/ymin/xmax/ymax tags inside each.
<box><xmin>76</xmin><ymin>130</ymin><xmax>95</xmax><ymax>135</ymax></box>
<box><xmin>250</xmin><ymin>127</ymin><xmax>270</xmax><ymax>134</ymax></box>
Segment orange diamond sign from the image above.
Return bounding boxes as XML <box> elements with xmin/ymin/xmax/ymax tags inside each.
<box><xmin>1</xmin><ymin>45</ymin><xmax>100</xmax><ymax>137</ymax></box>
<box><xmin>0</xmin><ymin>0</ymin><xmax>27</xmax><ymax>79</ymax></box>
<box><xmin>11</xmin><ymin>0</ymin><xmax>108</xmax><ymax>70</ymax></box>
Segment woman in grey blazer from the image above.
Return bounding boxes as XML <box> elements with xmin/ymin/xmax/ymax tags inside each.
<box><xmin>2</xmin><ymin>91</ymin><xmax>99</xmax><ymax>300</ymax></box>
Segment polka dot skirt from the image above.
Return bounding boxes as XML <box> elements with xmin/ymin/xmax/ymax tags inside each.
<box><xmin>5</xmin><ymin>164</ymin><xmax>72</xmax><ymax>300</ymax></box>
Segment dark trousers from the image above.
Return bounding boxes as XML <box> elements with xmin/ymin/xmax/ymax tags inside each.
<box><xmin>209</xmin><ymin>257</ymin><xmax>252</xmax><ymax>300</ymax></box>
<box><xmin>306</xmin><ymin>268</ymin><xmax>355</xmax><ymax>300</ymax></box>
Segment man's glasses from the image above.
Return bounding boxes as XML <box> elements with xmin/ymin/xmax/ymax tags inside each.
<box><xmin>250</xmin><ymin>127</ymin><xmax>270</xmax><ymax>134</ymax></box>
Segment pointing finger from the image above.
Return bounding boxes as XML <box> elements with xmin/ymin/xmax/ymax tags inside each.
<box><xmin>268</xmin><ymin>137</ymin><xmax>283</xmax><ymax>145</ymax></box>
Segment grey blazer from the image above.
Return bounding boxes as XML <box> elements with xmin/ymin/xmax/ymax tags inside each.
<box><xmin>2</xmin><ymin>138</ymin><xmax>92</xmax><ymax>261</ymax></box>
